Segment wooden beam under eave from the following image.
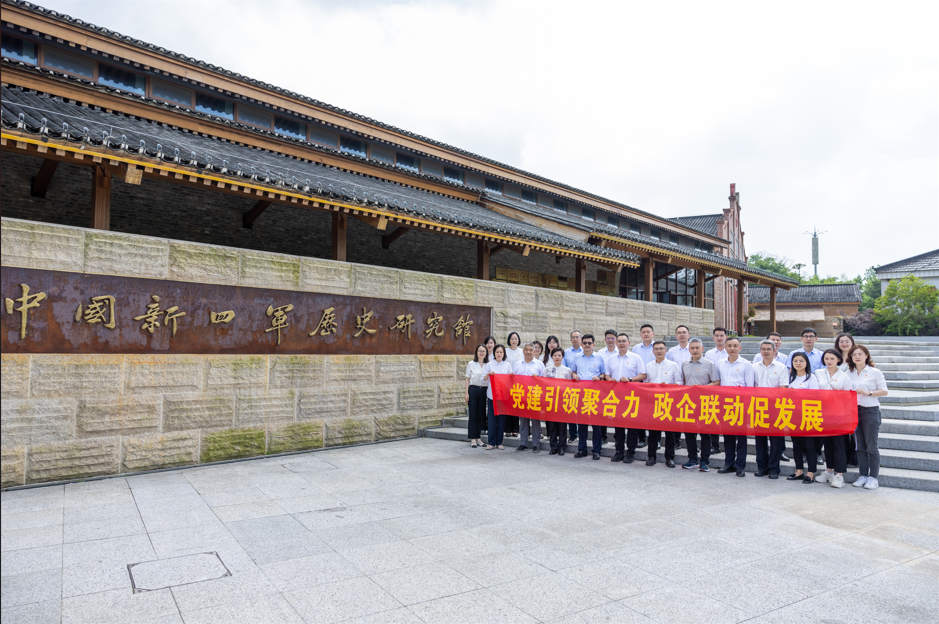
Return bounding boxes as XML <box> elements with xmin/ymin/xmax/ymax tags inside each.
<box><xmin>769</xmin><ymin>286</ymin><xmax>777</xmax><ymax>333</ymax></box>
<box><xmin>382</xmin><ymin>226</ymin><xmax>409</xmax><ymax>249</ymax></box>
<box><xmin>243</xmin><ymin>200</ymin><xmax>272</xmax><ymax>229</ymax></box>
<box><xmin>736</xmin><ymin>279</ymin><xmax>746</xmax><ymax>335</ymax></box>
<box><xmin>332</xmin><ymin>212</ymin><xmax>347</xmax><ymax>262</ymax></box>
<box><xmin>696</xmin><ymin>271</ymin><xmax>706</xmax><ymax>308</ymax></box>
<box><xmin>350</xmin><ymin>213</ymin><xmax>388</xmax><ymax>230</ymax></box>
<box><xmin>90</xmin><ymin>164</ymin><xmax>110</xmax><ymax>230</ymax></box>
<box><xmin>477</xmin><ymin>240</ymin><xmax>490</xmax><ymax>281</ymax></box>
<box><xmin>30</xmin><ymin>158</ymin><xmax>59</xmax><ymax>198</ymax></box>
<box><xmin>644</xmin><ymin>258</ymin><xmax>654</xmax><ymax>302</ymax></box>
<box><xmin>575</xmin><ymin>258</ymin><xmax>587</xmax><ymax>293</ymax></box>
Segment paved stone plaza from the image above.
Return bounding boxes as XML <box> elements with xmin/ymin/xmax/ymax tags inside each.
<box><xmin>2</xmin><ymin>437</ymin><xmax>937</xmax><ymax>624</ymax></box>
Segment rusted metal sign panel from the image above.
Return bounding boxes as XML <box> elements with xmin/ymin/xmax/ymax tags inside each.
<box><xmin>2</xmin><ymin>268</ymin><xmax>490</xmax><ymax>355</ymax></box>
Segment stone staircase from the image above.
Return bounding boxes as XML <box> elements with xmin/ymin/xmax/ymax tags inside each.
<box><xmin>423</xmin><ymin>338</ymin><xmax>939</xmax><ymax>492</ymax></box>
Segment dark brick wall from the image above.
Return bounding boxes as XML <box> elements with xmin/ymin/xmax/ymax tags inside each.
<box><xmin>1</xmin><ymin>151</ymin><xmax>600</xmax><ymax>283</ymax></box>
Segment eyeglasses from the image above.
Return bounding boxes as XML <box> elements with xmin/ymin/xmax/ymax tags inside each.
<box><xmin>582</xmin><ymin>341</ymin><xmax>594</xmax><ymax>346</ymax></box>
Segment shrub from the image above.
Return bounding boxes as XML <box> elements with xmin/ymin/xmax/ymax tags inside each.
<box><xmin>873</xmin><ymin>275</ymin><xmax>939</xmax><ymax>336</ymax></box>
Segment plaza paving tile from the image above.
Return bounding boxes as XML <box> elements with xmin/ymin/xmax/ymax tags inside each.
<box><xmin>0</xmin><ymin>437</ymin><xmax>936</xmax><ymax>624</ymax></box>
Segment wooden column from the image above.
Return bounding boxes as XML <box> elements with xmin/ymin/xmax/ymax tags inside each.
<box><xmin>644</xmin><ymin>258</ymin><xmax>654</xmax><ymax>302</ymax></box>
<box><xmin>736</xmin><ymin>279</ymin><xmax>745</xmax><ymax>335</ymax></box>
<box><xmin>31</xmin><ymin>159</ymin><xmax>59</xmax><ymax>198</ymax></box>
<box><xmin>90</xmin><ymin>165</ymin><xmax>111</xmax><ymax>230</ymax></box>
<box><xmin>769</xmin><ymin>286</ymin><xmax>777</xmax><ymax>333</ymax></box>
<box><xmin>574</xmin><ymin>258</ymin><xmax>587</xmax><ymax>293</ymax></box>
<box><xmin>476</xmin><ymin>240</ymin><xmax>490</xmax><ymax>281</ymax></box>
<box><xmin>331</xmin><ymin>212</ymin><xmax>347</xmax><ymax>262</ymax></box>
<box><xmin>695</xmin><ymin>268</ymin><xmax>706</xmax><ymax>308</ymax></box>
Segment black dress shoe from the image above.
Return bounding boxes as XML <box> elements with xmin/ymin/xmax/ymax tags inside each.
<box><xmin>611</xmin><ymin>452</ymin><xmax>624</xmax><ymax>462</ymax></box>
<box><xmin>754</xmin><ymin>470</ymin><xmax>769</xmax><ymax>477</ymax></box>
<box><xmin>786</xmin><ymin>473</ymin><xmax>803</xmax><ymax>481</ymax></box>
<box><xmin>717</xmin><ymin>466</ymin><xmax>735</xmax><ymax>474</ymax></box>
<box><xmin>645</xmin><ymin>457</ymin><xmax>656</xmax><ymax>466</ymax></box>
<box><xmin>624</xmin><ymin>455</ymin><xmax>635</xmax><ymax>464</ymax></box>
<box><xmin>666</xmin><ymin>459</ymin><xmax>676</xmax><ymax>468</ymax></box>
<box><xmin>558</xmin><ymin>448</ymin><xmax>565</xmax><ymax>456</ymax></box>
<box><xmin>602</xmin><ymin>437</ymin><xmax>609</xmax><ymax>443</ymax></box>
<box><xmin>817</xmin><ymin>454</ymin><xmax>824</xmax><ymax>465</ymax></box>
<box><xmin>549</xmin><ymin>449</ymin><xmax>559</xmax><ymax>455</ymax></box>
<box><xmin>637</xmin><ymin>440</ymin><xmax>648</xmax><ymax>449</ymax></box>
<box><xmin>515</xmin><ymin>446</ymin><xmax>528</xmax><ymax>452</ymax></box>
<box><xmin>574</xmin><ymin>451</ymin><xmax>587</xmax><ymax>458</ymax></box>
<box><xmin>532</xmin><ymin>448</ymin><xmax>539</xmax><ymax>454</ymax></box>
<box><xmin>768</xmin><ymin>473</ymin><xmax>779</xmax><ymax>479</ymax></box>
<box><xmin>736</xmin><ymin>470</ymin><xmax>746</xmax><ymax>477</ymax></box>
<box><xmin>592</xmin><ymin>453</ymin><xmax>601</xmax><ymax>460</ymax></box>
<box><xmin>781</xmin><ymin>453</ymin><xmax>791</xmax><ymax>462</ymax></box>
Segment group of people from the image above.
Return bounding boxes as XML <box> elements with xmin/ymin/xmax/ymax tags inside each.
<box><xmin>464</xmin><ymin>325</ymin><xmax>888</xmax><ymax>490</ymax></box>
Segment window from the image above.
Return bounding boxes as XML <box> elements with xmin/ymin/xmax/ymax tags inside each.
<box><xmin>443</xmin><ymin>167</ymin><xmax>463</xmax><ymax>184</ymax></box>
<box><xmin>521</xmin><ymin>190</ymin><xmax>537</xmax><ymax>203</ymax></box>
<box><xmin>465</xmin><ymin>173</ymin><xmax>484</xmax><ymax>188</ymax></box>
<box><xmin>553</xmin><ymin>200</ymin><xmax>567</xmax><ymax>213</ymax></box>
<box><xmin>505</xmin><ymin>186</ymin><xmax>520</xmax><ymax>198</ymax></box>
<box><xmin>670</xmin><ymin>234</ymin><xmax>679</xmax><ymax>245</ymax></box>
<box><xmin>97</xmin><ymin>63</ymin><xmax>145</xmax><ymax>94</ymax></box>
<box><xmin>421</xmin><ymin>161</ymin><xmax>442</xmax><ymax>177</ymax></box>
<box><xmin>196</xmin><ymin>93</ymin><xmax>234</xmax><ymax>119</ymax></box>
<box><xmin>630</xmin><ymin>222</ymin><xmax>641</xmax><ymax>234</ymax></box>
<box><xmin>151</xmin><ymin>79</ymin><xmax>193</xmax><ymax>107</ymax></box>
<box><xmin>2</xmin><ymin>34</ymin><xmax>37</xmax><ymax>64</ymax></box>
<box><xmin>238</xmin><ymin>105</ymin><xmax>272</xmax><ymax>128</ymax></box>
<box><xmin>274</xmin><ymin>116</ymin><xmax>306</xmax><ymax>140</ymax></box>
<box><xmin>339</xmin><ymin>137</ymin><xmax>367</xmax><ymax>157</ymax></box>
<box><xmin>651</xmin><ymin>229</ymin><xmax>661</xmax><ymax>240</ymax></box>
<box><xmin>370</xmin><ymin>145</ymin><xmax>395</xmax><ymax>164</ymax></box>
<box><xmin>485</xmin><ymin>179</ymin><xmax>502</xmax><ymax>193</ymax></box>
<box><xmin>582</xmin><ymin>208</ymin><xmax>595</xmax><ymax>221</ymax></box>
<box><xmin>607</xmin><ymin>216</ymin><xmax>619</xmax><ymax>228</ymax></box>
<box><xmin>309</xmin><ymin>126</ymin><xmax>339</xmax><ymax>148</ymax></box>
<box><xmin>396</xmin><ymin>153</ymin><xmax>419</xmax><ymax>171</ymax></box>
<box><xmin>42</xmin><ymin>47</ymin><xmax>94</xmax><ymax>78</ymax></box>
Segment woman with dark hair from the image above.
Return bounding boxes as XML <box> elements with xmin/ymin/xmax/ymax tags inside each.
<box><xmin>847</xmin><ymin>345</ymin><xmax>888</xmax><ymax>490</ymax></box>
<box><xmin>481</xmin><ymin>344</ymin><xmax>513</xmax><ymax>450</ymax></box>
<box><xmin>465</xmin><ymin>344</ymin><xmax>489</xmax><ymax>448</ymax></box>
<box><xmin>835</xmin><ymin>333</ymin><xmax>855</xmax><ymax>372</ymax></box>
<box><xmin>532</xmin><ymin>340</ymin><xmax>545</xmax><ymax>363</ymax></box>
<box><xmin>503</xmin><ymin>332</ymin><xmax>523</xmax><ymax>437</ymax></box>
<box><xmin>815</xmin><ymin>349</ymin><xmax>851</xmax><ymax>488</ymax></box>
<box><xmin>543</xmin><ymin>335</ymin><xmax>560</xmax><ymax>366</ymax></box>
<box><xmin>483</xmin><ymin>335</ymin><xmax>496</xmax><ymax>359</ymax></box>
<box><xmin>787</xmin><ymin>352</ymin><xmax>819</xmax><ymax>483</ymax></box>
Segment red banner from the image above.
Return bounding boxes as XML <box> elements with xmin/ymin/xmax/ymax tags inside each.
<box><xmin>490</xmin><ymin>375</ymin><xmax>858</xmax><ymax>436</ymax></box>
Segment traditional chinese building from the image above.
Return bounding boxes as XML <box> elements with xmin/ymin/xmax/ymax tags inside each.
<box><xmin>0</xmin><ymin>0</ymin><xmax>796</xmax><ymax>485</ymax></box>
<box><xmin>749</xmin><ymin>283</ymin><xmax>861</xmax><ymax>338</ymax></box>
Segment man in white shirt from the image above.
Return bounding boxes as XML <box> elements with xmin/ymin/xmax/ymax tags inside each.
<box><xmin>514</xmin><ymin>343</ymin><xmax>545</xmax><ymax>453</ymax></box>
<box><xmin>632</xmin><ymin>324</ymin><xmax>656</xmax><ymax>365</ymax></box>
<box><xmin>563</xmin><ymin>330</ymin><xmax>584</xmax><ymax>442</ymax></box>
<box><xmin>751</xmin><ymin>332</ymin><xmax>787</xmax><ymax>365</ymax></box>
<box><xmin>752</xmin><ymin>340</ymin><xmax>788</xmax><ymax>479</ymax></box>
<box><xmin>643</xmin><ymin>341</ymin><xmax>682</xmax><ymax>467</ymax></box>
<box><xmin>600</xmin><ymin>329</ymin><xmax>619</xmax><ymax>364</ymax></box>
<box><xmin>716</xmin><ymin>337</ymin><xmax>755</xmax><ymax>477</ymax></box>
<box><xmin>666</xmin><ymin>325</ymin><xmax>692</xmax><ymax>366</ymax></box>
<box><xmin>705</xmin><ymin>327</ymin><xmax>730</xmax><ymax>364</ymax></box>
<box><xmin>786</xmin><ymin>327</ymin><xmax>823</xmax><ymax>371</ymax></box>
<box><xmin>607</xmin><ymin>333</ymin><xmax>648</xmax><ymax>464</ymax></box>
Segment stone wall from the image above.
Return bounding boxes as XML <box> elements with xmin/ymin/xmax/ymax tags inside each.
<box><xmin>0</xmin><ymin>218</ymin><xmax>714</xmax><ymax>486</ymax></box>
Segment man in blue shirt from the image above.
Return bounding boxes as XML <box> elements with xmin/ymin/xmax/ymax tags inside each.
<box><xmin>563</xmin><ymin>330</ymin><xmax>584</xmax><ymax>441</ymax></box>
<box><xmin>570</xmin><ymin>334</ymin><xmax>606</xmax><ymax>460</ymax></box>
<box><xmin>785</xmin><ymin>327</ymin><xmax>823</xmax><ymax>371</ymax></box>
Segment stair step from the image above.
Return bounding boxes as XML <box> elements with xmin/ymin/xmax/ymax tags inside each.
<box><xmin>880</xmin><ymin>418</ymin><xmax>939</xmax><ymax>435</ymax></box>
<box><xmin>881</xmin><ymin>405</ymin><xmax>939</xmax><ymax>421</ymax></box>
<box><xmin>881</xmin><ymin>391</ymin><xmax>939</xmax><ymax>406</ymax></box>
<box><xmin>885</xmin><ymin>381</ymin><xmax>939</xmax><ymax>390</ymax></box>
<box><xmin>878</xmin><ymin>432</ymin><xmax>939</xmax><ymax>452</ymax></box>
<box><xmin>884</xmin><ymin>371</ymin><xmax>939</xmax><ymax>380</ymax></box>
<box><xmin>875</xmin><ymin>363</ymin><xmax>939</xmax><ymax>371</ymax></box>
<box><xmin>421</xmin><ymin>428</ymin><xmax>939</xmax><ymax>491</ymax></box>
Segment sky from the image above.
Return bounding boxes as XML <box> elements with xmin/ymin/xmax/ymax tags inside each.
<box><xmin>35</xmin><ymin>0</ymin><xmax>939</xmax><ymax>279</ymax></box>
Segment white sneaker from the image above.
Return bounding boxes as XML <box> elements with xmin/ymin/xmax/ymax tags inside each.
<box><xmin>830</xmin><ymin>474</ymin><xmax>845</xmax><ymax>488</ymax></box>
<box><xmin>816</xmin><ymin>471</ymin><xmax>833</xmax><ymax>483</ymax></box>
<box><xmin>864</xmin><ymin>478</ymin><xmax>879</xmax><ymax>490</ymax></box>
<box><xmin>853</xmin><ymin>476</ymin><xmax>869</xmax><ymax>488</ymax></box>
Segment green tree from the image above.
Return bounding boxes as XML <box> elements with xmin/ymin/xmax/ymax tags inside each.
<box><xmin>748</xmin><ymin>252</ymin><xmax>801</xmax><ymax>283</ymax></box>
<box><xmin>856</xmin><ymin>266</ymin><xmax>881</xmax><ymax>310</ymax></box>
<box><xmin>873</xmin><ymin>274</ymin><xmax>939</xmax><ymax>336</ymax></box>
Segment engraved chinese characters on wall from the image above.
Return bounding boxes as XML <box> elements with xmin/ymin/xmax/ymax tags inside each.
<box><xmin>1</xmin><ymin>267</ymin><xmax>490</xmax><ymax>355</ymax></box>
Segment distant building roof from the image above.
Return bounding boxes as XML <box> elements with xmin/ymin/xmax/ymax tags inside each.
<box><xmin>668</xmin><ymin>214</ymin><xmax>722</xmax><ymax>238</ymax></box>
<box><xmin>749</xmin><ymin>283</ymin><xmax>861</xmax><ymax>304</ymax></box>
<box><xmin>875</xmin><ymin>249</ymin><xmax>939</xmax><ymax>275</ymax></box>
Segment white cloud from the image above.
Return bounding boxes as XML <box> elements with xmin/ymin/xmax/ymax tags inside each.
<box><xmin>38</xmin><ymin>0</ymin><xmax>938</xmax><ymax>277</ymax></box>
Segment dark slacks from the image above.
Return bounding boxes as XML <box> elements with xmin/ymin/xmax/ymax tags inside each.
<box><xmin>722</xmin><ymin>434</ymin><xmax>747</xmax><ymax>471</ymax></box>
<box><xmin>505</xmin><ymin>415</ymin><xmax>519</xmax><ymax>435</ymax></box>
<box><xmin>547</xmin><ymin>420</ymin><xmax>566</xmax><ymax>451</ymax></box>
<box><xmin>792</xmin><ymin>436</ymin><xmax>817</xmax><ymax>473</ymax></box>
<box><xmin>624</xmin><ymin>428</ymin><xmax>644</xmax><ymax>456</ymax></box>
<box><xmin>647</xmin><ymin>431</ymin><xmax>676</xmax><ymax>461</ymax></box>
<box><xmin>486</xmin><ymin>398</ymin><xmax>505</xmax><ymax>446</ymax></box>
<box><xmin>569</xmin><ymin>423</ymin><xmax>577</xmax><ymax>438</ymax></box>
<box><xmin>467</xmin><ymin>386</ymin><xmax>486</xmax><ymax>439</ymax></box>
<box><xmin>754</xmin><ymin>436</ymin><xmax>784</xmax><ymax>475</ymax></box>
<box><xmin>685</xmin><ymin>433</ymin><xmax>712</xmax><ymax>464</ymax></box>
<box><xmin>820</xmin><ymin>435</ymin><xmax>847</xmax><ymax>473</ymax></box>
<box><xmin>856</xmin><ymin>406</ymin><xmax>882</xmax><ymax>478</ymax></box>
<box><xmin>577</xmin><ymin>424</ymin><xmax>603</xmax><ymax>454</ymax></box>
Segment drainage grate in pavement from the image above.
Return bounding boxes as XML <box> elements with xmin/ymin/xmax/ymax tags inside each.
<box><xmin>128</xmin><ymin>552</ymin><xmax>231</xmax><ymax>593</ymax></box>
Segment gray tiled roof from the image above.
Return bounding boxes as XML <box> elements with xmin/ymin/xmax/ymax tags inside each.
<box><xmin>875</xmin><ymin>249</ymin><xmax>939</xmax><ymax>274</ymax></box>
<box><xmin>668</xmin><ymin>214</ymin><xmax>721</xmax><ymax>238</ymax></box>
<box><xmin>1</xmin><ymin>0</ymin><xmax>725</xmax><ymax>243</ymax></box>
<box><xmin>0</xmin><ymin>85</ymin><xmax>637</xmax><ymax>263</ymax></box>
<box><xmin>749</xmin><ymin>283</ymin><xmax>861</xmax><ymax>304</ymax></box>
<box><xmin>589</xmin><ymin>223</ymin><xmax>800</xmax><ymax>286</ymax></box>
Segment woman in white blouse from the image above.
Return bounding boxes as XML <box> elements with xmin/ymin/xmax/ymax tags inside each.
<box><xmin>787</xmin><ymin>353</ymin><xmax>820</xmax><ymax>484</ymax></box>
<box><xmin>543</xmin><ymin>335</ymin><xmax>561</xmax><ymax>367</ymax></box>
<box><xmin>465</xmin><ymin>344</ymin><xmax>489</xmax><ymax>448</ymax></box>
<box><xmin>815</xmin><ymin>349</ymin><xmax>852</xmax><ymax>488</ymax></box>
<box><xmin>503</xmin><ymin>332</ymin><xmax>523</xmax><ymax>438</ymax></box>
<box><xmin>835</xmin><ymin>333</ymin><xmax>855</xmax><ymax>372</ymax></box>
<box><xmin>847</xmin><ymin>345</ymin><xmax>888</xmax><ymax>490</ymax></box>
<box><xmin>481</xmin><ymin>345</ymin><xmax>513</xmax><ymax>450</ymax></box>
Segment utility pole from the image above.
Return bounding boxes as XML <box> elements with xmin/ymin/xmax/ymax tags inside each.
<box><xmin>803</xmin><ymin>226</ymin><xmax>828</xmax><ymax>277</ymax></box>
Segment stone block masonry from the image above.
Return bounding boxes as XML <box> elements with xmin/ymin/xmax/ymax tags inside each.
<box><xmin>0</xmin><ymin>217</ymin><xmax>713</xmax><ymax>486</ymax></box>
